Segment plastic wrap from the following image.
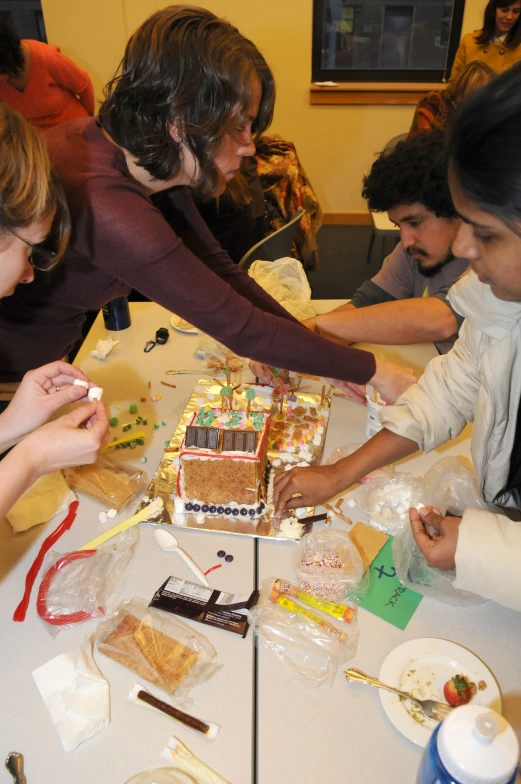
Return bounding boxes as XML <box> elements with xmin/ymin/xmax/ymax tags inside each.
<box><xmin>293</xmin><ymin>529</ymin><xmax>364</xmax><ymax>601</ymax></box>
<box><xmin>95</xmin><ymin>598</ymin><xmax>219</xmax><ymax>705</ymax></box>
<box><xmin>248</xmin><ymin>576</ymin><xmax>359</xmax><ymax>686</ymax></box>
<box><xmin>125</xmin><ymin>770</ymin><xmax>196</xmax><ymax>784</ymax></box>
<box><xmin>393</xmin><ymin>457</ymin><xmax>487</xmax><ymax>606</ymax></box>
<box><xmin>357</xmin><ymin>473</ymin><xmax>423</xmax><ymax>533</ymax></box>
<box><xmin>37</xmin><ymin>528</ymin><xmax>138</xmax><ymax>637</ymax></box>
<box><xmin>421</xmin><ymin>457</ymin><xmax>485</xmax><ymax>516</ymax></box>
<box><xmin>63</xmin><ymin>458</ymin><xmax>147</xmax><ymax>513</ymax></box>
<box><xmin>248</xmin><ymin>258</ymin><xmax>315</xmax><ymax>320</ymax></box>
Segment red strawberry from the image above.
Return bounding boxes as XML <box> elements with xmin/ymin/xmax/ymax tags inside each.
<box><xmin>443</xmin><ymin>675</ymin><xmax>477</xmax><ymax>707</ymax></box>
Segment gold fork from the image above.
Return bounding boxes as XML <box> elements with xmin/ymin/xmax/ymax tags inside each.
<box><xmin>344</xmin><ymin>668</ymin><xmax>452</xmax><ymax>721</ymax></box>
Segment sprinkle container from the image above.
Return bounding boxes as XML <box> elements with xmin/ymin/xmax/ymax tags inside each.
<box><xmin>292</xmin><ymin>529</ymin><xmax>364</xmax><ymax>601</ymax></box>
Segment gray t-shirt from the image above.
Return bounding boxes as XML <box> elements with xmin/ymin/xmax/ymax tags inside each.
<box><xmin>351</xmin><ymin>243</ymin><xmax>469</xmax><ymax>353</ymax></box>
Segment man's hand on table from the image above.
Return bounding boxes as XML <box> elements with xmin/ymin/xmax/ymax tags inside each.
<box><xmin>409</xmin><ymin>506</ymin><xmax>461</xmax><ymax>570</ymax></box>
<box><xmin>273</xmin><ymin>463</ymin><xmax>345</xmax><ymax>516</ymax></box>
<box><xmin>0</xmin><ymin>361</ymin><xmax>100</xmax><ymax>448</ymax></box>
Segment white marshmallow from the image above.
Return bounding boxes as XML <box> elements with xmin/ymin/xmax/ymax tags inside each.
<box><xmin>196</xmin><ymin>512</ymin><xmax>205</xmax><ymax>524</ymax></box>
<box><xmin>396</xmin><ymin>503</ymin><xmax>407</xmax><ymax>515</ymax></box>
<box><xmin>174</xmin><ymin>497</ymin><xmax>185</xmax><ymax>514</ymax></box>
<box><xmin>374</xmin><ymin>504</ymin><xmax>382</xmax><ymax>514</ymax></box>
<box><xmin>346</xmin><ymin>498</ymin><xmax>357</xmax><ymax>509</ymax></box>
<box><xmin>295</xmin><ymin>507</ymin><xmax>307</xmax><ymax>518</ymax></box>
<box><xmin>73</xmin><ymin>379</ymin><xmax>89</xmax><ymax>390</ymax></box>
<box><xmin>88</xmin><ymin>386</ymin><xmax>103</xmax><ymax>402</ymax></box>
<box><xmin>98</xmin><ymin>511</ymin><xmax>108</xmax><ymax>524</ymax></box>
<box><xmin>272</xmin><ymin>458</ymin><xmax>281</xmax><ymax>467</ymax></box>
<box><xmin>107</xmin><ymin>508</ymin><xmax>117</xmax><ymax>519</ymax></box>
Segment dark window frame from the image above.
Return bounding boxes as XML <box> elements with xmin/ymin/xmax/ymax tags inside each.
<box><xmin>312</xmin><ymin>0</ymin><xmax>466</xmax><ymax>83</ymax></box>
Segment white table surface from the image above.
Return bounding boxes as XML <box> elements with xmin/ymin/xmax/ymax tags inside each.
<box><xmin>1</xmin><ymin>300</ymin><xmax>520</xmax><ymax>784</ymax></box>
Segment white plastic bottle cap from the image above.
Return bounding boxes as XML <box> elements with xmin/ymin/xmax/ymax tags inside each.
<box><xmin>438</xmin><ymin>705</ymin><xmax>519</xmax><ymax>784</ymax></box>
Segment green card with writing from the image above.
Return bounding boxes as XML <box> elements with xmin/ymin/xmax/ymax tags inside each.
<box><xmin>359</xmin><ymin>537</ymin><xmax>423</xmax><ymax>630</ymax></box>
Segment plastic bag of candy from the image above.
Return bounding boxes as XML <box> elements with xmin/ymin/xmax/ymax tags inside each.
<box><xmin>37</xmin><ymin>528</ymin><xmax>139</xmax><ymax>637</ymax></box>
<box><xmin>357</xmin><ymin>472</ymin><xmax>423</xmax><ymax>534</ymax></box>
<box><xmin>292</xmin><ymin>529</ymin><xmax>364</xmax><ymax>601</ymax></box>
<box><xmin>248</xmin><ymin>576</ymin><xmax>359</xmax><ymax>686</ymax></box>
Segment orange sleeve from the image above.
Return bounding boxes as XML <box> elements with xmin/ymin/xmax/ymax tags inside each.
<box><xmin>45</xmin><ymin>46</ymin><xmax>95</xmax><ymax>114</ymax></box>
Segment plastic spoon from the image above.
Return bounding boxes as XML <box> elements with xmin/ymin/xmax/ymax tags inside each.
<box><xmin>154</xmin><ymin>529</ymin><xmax>210</xmax><ymax>587</ymax></box>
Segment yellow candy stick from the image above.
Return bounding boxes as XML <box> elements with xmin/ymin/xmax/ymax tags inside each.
<box><xmin>100</xmin><ymin>430</ymin><xmax>146</xmax><ymax>454</ymax></box>
<box><xmin>78</xmin><ymin>497</ymin><xmax>163</xmax><ymax>551</ymax></box>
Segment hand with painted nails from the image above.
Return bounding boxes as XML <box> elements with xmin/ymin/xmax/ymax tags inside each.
<box><xmin>409</xmin><ymin>505</ymin><xmax>462</xmax><ymax>571</ymax></box>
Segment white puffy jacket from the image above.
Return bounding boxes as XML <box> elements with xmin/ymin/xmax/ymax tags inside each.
<box><xmin>380</xmin><ymin>271</ymin><xmax>521</xmax><ymax>611</ymax></box>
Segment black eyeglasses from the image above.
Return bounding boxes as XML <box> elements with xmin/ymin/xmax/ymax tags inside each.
<box><xmin>10</xmin><ymin>227</ymin><xmax>59</xmax><ymax>271</ymax></box>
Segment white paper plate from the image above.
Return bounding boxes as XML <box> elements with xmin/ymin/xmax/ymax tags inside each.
<box><xmin>170</xmin><ymin>315</ymin><xmax>198</xmax><ymax>334</ymax></box>
<box><xmin>379</xmin><ymin>637</ymin><xmax>502</xmax><ymax>747</ymax></box>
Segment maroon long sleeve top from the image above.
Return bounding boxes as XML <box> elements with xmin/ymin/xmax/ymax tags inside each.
<box><xmin>0</xmin><ymin>118</ymin><xmax>376</xmax><ymax>383</ymax></box>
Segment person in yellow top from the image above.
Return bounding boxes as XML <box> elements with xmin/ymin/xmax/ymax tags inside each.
<box><xmin>451</xmin><ymin>0</ymin><xmax>521</xmax><ymax>78</ymax></box>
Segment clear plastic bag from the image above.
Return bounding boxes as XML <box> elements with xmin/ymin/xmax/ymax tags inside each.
<box><xmin>37</xmin><ymin>528</ymin><xmax>139</xmax><ymax>637</ymax></box>
<box><xmin>248</xmin><ymin>258</ymin><xmax>316</xmax><ymax>321</ymax></box>
<box><xmin>393</xmin><ymin>524</ymin><xmax>486</xmax><ymax>606</ymax></box>
<box><xmin>95</xmin><ymin>598</ymin><xmax>220</xmax><ymax>706</ymax></box>
<box><xmin>125</xmin><ymin>770</ymin><xmax>196</xmax><ymax>784</ymax></box>
<box><xmin>421</xmin><ymin>457</ymin><xmax>486</xmax><ymax>516</ymax></box>
<box><xmin>63</xmin><ymin>457</ymin><xmax>147</xmax><ymax>513</ymax></box>
<box><xmin>248</xmin><ymin>576</ymin><xmax>359</xmax><ymax>686</ymax></box>
<box><xmin>392</xmin><ymin>458</ymin><xmax>486</xmax><ymax>606</ymax></box>
<box><xmin>357</xmin><ymin>472</ymin><xmax>422</xmax><ymax>534</ymax></box>
<box><xmin>293</xmin><ymin>529</ymin><xmax>364</xmax><ymax>601</ymax></box>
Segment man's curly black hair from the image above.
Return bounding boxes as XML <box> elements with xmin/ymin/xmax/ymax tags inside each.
<box><xmin>362</xmin><ymin>130</ymin><xmax>456</xmax><ymax>218</ymax></box>
<box><xmin>0</xmin><ymin>22</ymin><xmax>24</xmax><ymax>79</ymax></box>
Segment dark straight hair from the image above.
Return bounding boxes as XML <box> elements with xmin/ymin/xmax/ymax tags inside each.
<box><xmin>99</xmin><ymin>5</ymin><xmax>275</xmax><ymax>196</ymax></box>
<box><xmin>449</xmin><ymin>59</ymin><xmax>521</xmax><ymax>233</ymax></box>
<box><xmin>475</xmin><ymin>0</ymin><xmax>521</xmax><ymax>48</ymax></box>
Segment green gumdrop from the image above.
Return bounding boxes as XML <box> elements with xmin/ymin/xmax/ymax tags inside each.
<box><xmin>220</xmin><ymin>385</ymin><xmax>233</xmax><ymax>396</ymax></box>
<box><xmin>272</xmin><ymin>367</ymin><xmax>281</xmax><ymax>376</ymax></box>
<box><xmin>129</xmin><ymin>404</ymin><xmax>138</xmax><ymax>414</ymax></box>
<box><xmin>109</xmin><ymin>417</ymin><xmax>119</xmax><ymax>426</ymax></box>
<box><xmin>245</xmin><ymin>388</ymin><xmax>256</xmax><ymax>400</ymax></box>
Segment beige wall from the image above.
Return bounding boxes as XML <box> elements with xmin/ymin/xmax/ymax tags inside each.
<box><xmin>41</xmin><ymin>0</ymin><xmax>484</xmax><ymax>214</ymax></box>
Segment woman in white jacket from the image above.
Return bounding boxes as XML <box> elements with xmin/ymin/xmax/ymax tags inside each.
<box><xmin>273</xmin><ymin>62</ymin><xmax>521</xmax><ymax>612</ymax></box>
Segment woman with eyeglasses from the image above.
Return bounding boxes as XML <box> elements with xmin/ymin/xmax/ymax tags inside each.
<box><xmin>0</xmin><ymin>5</ymin><xmax>415</xmax><ymax>405</ymax></box>
<box><xmin>0</xmin><ymin>103</ymin><xmax>108</xmax><ymax>518</ymax></box>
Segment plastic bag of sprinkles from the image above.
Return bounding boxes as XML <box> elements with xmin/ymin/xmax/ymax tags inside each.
<box><xmin>293</xmin><ymin>529</ymin><xmax>364</xmax><ymax>602</ymax></box>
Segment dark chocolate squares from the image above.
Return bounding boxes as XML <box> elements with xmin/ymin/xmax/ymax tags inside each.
<box><xmin>185</xmin><ymin>425</ymin><xmax>221</xmax><ymax>451</ymax></box>
<box><xmin>185</xmin><ymin>424</ymin><xmax>257</xmax><ymax>452</ymax></box>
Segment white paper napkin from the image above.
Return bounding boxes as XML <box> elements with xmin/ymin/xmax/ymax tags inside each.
<box><xmin>6</xmin><ymin>471</ymin><xmax>76</xmax><ymax>532</ymax></box>
<box><xmin>32</xmin><ymin>638</ymin><xmax>110</xmax><ymax>751</ymax></box>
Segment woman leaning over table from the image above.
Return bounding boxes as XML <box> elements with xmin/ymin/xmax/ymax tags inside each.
<box><xmin>451</xmin><ymin>0</ymin><xmax>521</xmax><ymax>79</ymax></box>
<box><xmin>274</xmin><ymin>62</ymin><xmax>521</xmax><ymax>613</ymax></box>
<box><xmin>0</xmin><ymin>6</ymin><xmax>415</xmax><ymax>406</ymax></box>
<box><xmin>0</xmin><ymin>104</ymin><xmax>108</xmax><ymax>518</ymax></box>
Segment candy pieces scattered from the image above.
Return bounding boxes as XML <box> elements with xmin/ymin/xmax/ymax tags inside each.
<box><xmin>346</xmin><ymin>498</ymin><xmax>357</xmax><ymax>509</ymax></box>
<box><xmin>116</xmin><ymin>403</ymin><xmax>121</xmax><ymax>409</ymax></box>
<box><xmin>129</xmin><ymin>404</ymin><xmax>138</xmax><ymax>414</ymax></box>
<box><xmin>109</xmin><ymin>417</ymin><xmax>119</xmax><ymax>427</ymax></box>
<box><xmin>140</xmin><ymin>396</ymin><xmax>146</xmax><ymax>402</ymax></box>
<box><xmin>141</xmin><ymin>457</ymin><xmax>147</xmax><ymax>463</ymax></box>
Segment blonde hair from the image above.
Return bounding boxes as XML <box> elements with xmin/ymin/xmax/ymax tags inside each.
<box><xmin>0</xmin><ymin>103</ymin><xmax>70</xmax><ymax>265</ymax></box>
<box><xmin>446</xmin><ymin>61</ymin><xmax>495</xmax><ymax>107</ymax></box>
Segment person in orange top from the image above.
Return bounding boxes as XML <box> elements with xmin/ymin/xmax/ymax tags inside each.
<box><xmin>451</xmin><ymin>0</ymin><xmax>521</xmax><ymax>79</ymax></box>
<box><xmin>409</xmin><ymin>61</ymin><xmax>494</xmax><ymax>136</ymax></box>
<box><xmin>0</xmin><ymin>22</ymin><xmax>94</xmax><ymax>130</ymax></box>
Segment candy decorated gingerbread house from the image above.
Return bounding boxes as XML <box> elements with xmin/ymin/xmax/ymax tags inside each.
<box><xmin>177</xmin><ymin>406</ymin><xmax>271</xmax><ymax>519</ymax></box>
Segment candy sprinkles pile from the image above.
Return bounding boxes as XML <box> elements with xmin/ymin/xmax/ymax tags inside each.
<box><xmin>298</xmin><ymin>549</ymin><xmax>343</xmax><ymax>600</ymax></box>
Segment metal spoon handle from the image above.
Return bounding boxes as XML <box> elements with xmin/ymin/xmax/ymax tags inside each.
<box><xmin>5</xmin><ymin>752</ymin><xmax>27</xmax><ymax>784</ymax></box>
<box><xmin>344</xmin><ymin>668</ymin><xmax>413</xmax><ymax>701</ymax></box>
